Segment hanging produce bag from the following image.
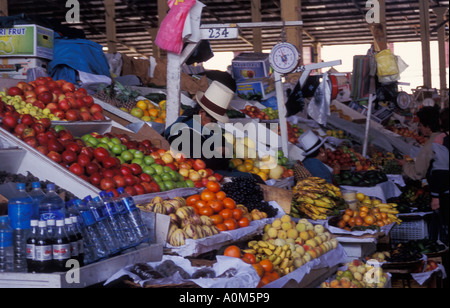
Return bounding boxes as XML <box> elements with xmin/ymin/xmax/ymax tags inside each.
<box><xmin>374</xmin><ymin>49</ymin><xmax>400</xmax><ymax>84</ymax></box>
<box><xmin>155</xmin><ymin>0</ymin><xmax>197</xmax><ymax>55</ymax></box>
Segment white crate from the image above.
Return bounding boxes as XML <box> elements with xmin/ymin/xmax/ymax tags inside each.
<box><xmin>390</xmin><ymin>219</ymin><xmax>428</xmax><ymax>243</ymax></box>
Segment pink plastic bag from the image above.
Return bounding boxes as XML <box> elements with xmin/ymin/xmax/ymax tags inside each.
<box><xmin>155</xmin><ymin>0</ymin><xmax>197</xmax><ymax>54</ymax></box>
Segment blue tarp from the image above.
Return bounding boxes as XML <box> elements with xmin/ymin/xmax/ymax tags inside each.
<box><xmin>47</xmin><ymin>35</ymin><xmax>110</xmax><ymax>84</ymax></box>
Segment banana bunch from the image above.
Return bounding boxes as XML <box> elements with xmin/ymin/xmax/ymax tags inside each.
<box><xmin>138</xmin><ymin>196</ymin><xmax>220</xmax><ymax>246</ymax></box>
<box><xmin>373</xmin><ymin>202</ymin><xmax>402</xmax><ymax>224</ymax></box>
<box><xmin>291</xmin><ymin>177</ymin><xmax>345</xmax><ymax>220</ymax></box>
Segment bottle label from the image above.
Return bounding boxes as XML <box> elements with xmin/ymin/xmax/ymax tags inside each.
<box><xmin>121</xmin><ymin>197</ymin><xmax>137</xmax><ymax>212</ymax></box>
<box><xmin>104</xmin><ymin>202</ymin><xmax>118</xmax><ymax>216</ymax></box>
<box><xmin>40</xmin><ymin>211</ymin><xmax>64</xmax><ymax>221</ymax></box>
<box><xmin>53</xmin><ymin>244</ymin><xmax>71</xmax><ymax>260</ymax></box>
<box><xmin>35</xmin><ymin>245</ymin><xmax>52</xmax><ymax>261</ymax></box>
<box><xmin>26</xmin><ymin>244</ymin><xmax>35</xmax><ymax>260</ymax></box>
<box><xmin>70</xmin><ymin>241</ymin><xmax>79</xmax><ymax>257</ymax></box>
<box><xmin>80</xmin><ymin>211</ymin><xmax>96</xmax><ymax>226</ymax></box>
<box><xmin>8</xmin><ymin>202</ymin><xmax>33</xmax><ymax>229</ymax></box>
<box><xmin>91</xmin><ymin>205</ymin><xmax>108</xmax><ymax>221</ymax></box>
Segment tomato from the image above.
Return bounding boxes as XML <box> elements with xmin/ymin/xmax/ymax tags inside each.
<box><xmin>206</xmin><ymin>181</ymin><xmax>221</xmax><ymax>193</ymax></box>
<box><xmin>259</xmin><ymin>259</ymin><xmax>273</xmax><ymax>273</ymax></box>
<box><xmin>232</xmin><ymin>208</ymin><xmax>244</xmax><ymax>220</ymax></box>
<box><xmin>186</xmin><ymin>194</ymin><xmax>200</xmax><ymax>207</ymax></box>
<box><xmin>223</xmin><ymin>218</ymin><xmax>238</xmax><ymax>230</ymax></box>
<box><xmin>208</xmin><ymin>200</ymin><xmax>224</xmax><ymax>213</ymax></box>
<box><xmin>215</xmin><ymin>223</ymin><xmax>228</xmax><ymax>232</ymax></box>
<box><xmin>252</xmin><ymin>263</ymin><xmax>265</xmax><ymax>278</ymax></box>
<box><xmin>243</xmin><ymin>253</ymin><xmax>256</xmax><ymax>264</ymax></box>
<box><xmin>195</xmin><ymin>200</ymin><xmax>208</xmax><ymax>209</ymax></box>
<box><xmin>223</xmin><ymin>245</ymin><xmax>241</xmax><ymax>258</ymax></box>
<box><xmin>200</xmin><ymin>189</ymin><xmax>216</xmax><ymax>202</ymax></box>
<box><xmin>198</xmin><ymin>205</ymin><xmax>213</xmax><ymax>216</ymax></box>
<box><xmin>223</xmin><ymin>197</ymin><xmax>236</xmax><ymax>210</ymax></box>
<box><xmin>215</xmin><ymin>191</ymin><xmax>226</xmax><ymax>201</ymax></box>
<box><xmin>219</xmin><ymin>208</ymin><xmax>233</xmax><ymax>220</ymax></box>
<box><xmin>238</xmin><ymin>217</ymin><xmax>250</xmax><ymax>228</ymax></box>
<box><xmin>210</xmin><ymin>214</ymin><xmax>223</xmax><ymax>225</ymax></box>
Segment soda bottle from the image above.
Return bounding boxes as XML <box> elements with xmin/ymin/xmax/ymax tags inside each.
<box><xmin>85</xmin><ymin>196</ymin><xmax>121</xmax><ymax>255</ymax></box>
<box><xmin>116</xmin><ymin>187</ymin><xmax>150</xmax><ymax>243</ymax></box>
<box><xmin>34</xmin><ymin>220</ymin><xmax>53</xmax><ymax>273</ymax></box>
<box><xmin>77</xmin><ymin>200</ymin><xmax>110</xmax><ymax>262</ymax></box>
<box><xmin>39</xmin><ymin>183</ymin><xmax>65</xmax><ymax>221</ymax></box>
<box><xmin>8</xmin><ymin>183</ymin><xmax>33</xmax><ymax>272</ymax></box>
<box><xmin>64</xmin><ymin>218</ymin><xmax>79</xmax><ymax>264</ymax></box>
<box><xmin>0</xmin><ymin>216</ymin><xmax>14</xmax><ymax>273</ymax></box>
<box><xmin>101</xmin><ymin>191</ymin><xmax>139</xmax><ymax>248</ymax></box>
<box><xmin>52</xmin><ymin>220</ymin><xmax>71</xmax><ymax>272</ymax></box>
<box><xmin>46</xmin><ymin>219</ymin><xmax>56</xmax><ymax>240</ymax></box>
<box><xmin>70</xmin><ymin>216</ymin><xmax>85</xmax><ymax>267</ymax></box>
<box><xmin>28</xmin><ymin>182</ymin><xmax>45</xmax><ymax>220</ymax></box>
<box><xmin>25</xmin><ymin>220</ymin><xmax>38</xmax><ymax>272</ymax></box>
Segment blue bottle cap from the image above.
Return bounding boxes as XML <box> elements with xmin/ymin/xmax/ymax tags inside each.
<box><xmin>99</xmin><ymin>191</ymin><xmax>107</xmax><ymax>198</ymax></box>
<box><xmin>107</xmin><ymin>191</ymin><xmax>115</xmax><ymax>198</ymax></box>
<box><xmin>47</xmin><ymin>183</ymin><xmax>56</xmax><ymax>190</ymax></box>
<box><xmin>117</xmin><ymin>187</ymin><xmax>125</xmax><ymax>194</ymax></box>
<box><xmin>32</xmin><ymin>182</ymin><xmax>41</xmax><ymax>189</ymax></box>
<box><xmin>16</xmin><ymin>183</ymin><xmax>26</xmax><ymax>190</ymax></box>
<box><xmin>94</xmin><ymin>196</ymin><xmax>102</xmax><ymax>203</ymax></box>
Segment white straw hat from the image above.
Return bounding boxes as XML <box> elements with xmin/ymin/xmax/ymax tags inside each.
<box><xmin>298</xmin><ymin>130</ymin><xmax>329</xmax><ymax>156</ymax></box>
<box><xmin>195</xmin><ymin>81</ymin><xmax>235</xmax><ymax>123</ymax></box>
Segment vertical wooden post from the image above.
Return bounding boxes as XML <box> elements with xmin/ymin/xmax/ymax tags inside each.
<box><xmin>0</xmin><ymin>0</ymin><xmax>7</xmax><ymax>16</ymax></box>
<box><xmin>419</xmin><ymin>0</ymin><xmax>432</xmax><ymax>88</ymax></box>
<box><xmin>370</xmin><ymin>0</ymin><xmax>387</xmax><ymax>51</ymax></box>
<box><xmin>251</xmin><ymin>0</ymin><xmax>262</xmax><ymax>53</ymax></box>
<box><xmin>280</xmin><ymin>0</ymin><xmax>303</xmax><ymax>64</ymax></box>
<box><xmin>104</xmin><ymin>0</ymin><xmax>117</xmax><ymax>54</ymax></box>
<box><xmin>432</xmin><ymin>6</ymin><xmax>448</xmax><ymax>104</ymax></box>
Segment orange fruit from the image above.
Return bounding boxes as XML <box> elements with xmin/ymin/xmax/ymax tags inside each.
<box><xmin>259</xmin><ymin>259</ymin><xmax>273</xmax><ymax>273</ymax></box>
<box><xmin>344</xmin><ymin>208</ymin><xmax>353</xmax><ymax>217</ymax></box>
<box><xmin>195</xmin><ymin>199</ymin><xmax>208</xmax><ymax>209</ymax></box>
<box><xmin>360</xmin><ymin>206</ymin><xmax>369</xmax><ymax>213</ymax></box>
<box><xmin>342</xmin><ymin>214</ymin><xmax>351</xmax><ymax>222</ymax></box>
<box><xmin>223</xmin><ymin>218</ymin><xmax>238</xmax><ymax>230</ymax></box>
<box><xmin>224</xmin><ymin>245</ymin><xmax>241</xmax><ymax>258</ymax></box>
<box><xmin>186</xmin><ymin>194</ymin><xmax>200</xmax><ymax>207</ymax></box>
<box><xmin>216</xmin><ymin>191</ymin><xmax>226</xmax><ymax>201</ymax></box>
<box><xmin>252</xmin><ymin>263</ymin><xmax>265</xmax><ymax>278</ymax></box>
<box><xmin>359</xmin><ymin>211</ymin><xmax>367</xmax><ymax>218</ymax></box>
<box><xmin>148</xmin><ymin>108</ymin><xmax>159</xmax><ymax>118</ymax></box>
<box><xmin>364</xmin><ymin>215</ymin><xmax>375</xmax><ymax>225</ymax></box>
<box><xmin>238</xmin><ymin>217</ymin><xmax>250</xmax><ymax>228</ymax></box>
<box><xmin>154</xmin><ymin>118</ymin><xmax>165</xmax><ymax>124</ymax></box>
<box><xmin>355</xmin><ymin>216</ymin><xmax>364</xmax><ymax>226</ymax></box>
<box><xmin>206</xmin><ymin>181</ymin><xmax>221</xmax><ymax>193</ymax></box>
<box><xmin>348</xmin><ymin>217</ymin><xmax>356</xmax><ymax>227</ymax></box>
<box><xmin>136</xmin><ymin>100</ymin><xmax>148</xmax><ymax>110</ymax></box>
<box><xmin>223</xmin><ymin>197</ymin><xmax>236</xmax><ymax>210</ymax></box>
<box><xmin>337</xmin><ymin>220</ymin><xmax>346</xmax><ymax>229</ymax></box>
<box><xmin>219</xmin><ymin>208</ymin><xmax>233</xmax><ymax>220</ymax></box>
<box><xmin>201</xmin><ymin>189</ymin><xmax>216</xmax><ymax>202</ymax></box>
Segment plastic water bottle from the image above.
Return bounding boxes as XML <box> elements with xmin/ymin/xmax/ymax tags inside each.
<box><xmin>98</xmin><ymin>191</ymin><xmax>133</xmax><ymax>249</ymax></box>
<box><xmin>76</xmin><ymin>200</ymin><xmax>110</xmax><ymax>262</ymax></box>
<box><xmin>28</xmin><ymin>182</ymin><xmax>45</xmax><ymax>220</ymax></box>
<box><xmin>116</xmin><ymin>187</ymin><xmax>150</xmax><ymax>243</ymax></box>
<box><xmin>102</xmin><ymin>191</ymin><xmax>139</xmax><ymax>247</ymax></box>
<box><xmin>46</xmin><ymin>219</ymin><xmax>56</xmax><ymax>240</ymax></box>
<box><xmin>26</xmin><ymin>220</ymin><xmax>39</xmax><ymax>272</ymax></box>
<box><xmin>39</xmin><ymin>183</ymin><xmax>65</xmax><ymax>221</ymax></box>
<box><xmin>0</xmin><ymin>216</ymin><xmax>14</xmax><ymax>272</ymax></box>
<box><xmin>69</xmin><ymin>216</ymin><xmax>85</xmax><ymax>267</ymax></box>
<box><xmin>85</xmin><ymin>196</ymin><xmax>121</xmax><ymax>255</ymax></box>
<box><xmin>52</xmin><ymin>220</ymin><xmax>71</xmax><ymax>272</ymax></box>
<box><xmin>8</xmin><ymin>183</ymin><xmax>34</xmax><ymax>272</ymax></box>
<box><xmin>64</xmin><ymin>218</ymin><xmax>79</xmax><ymax>265</ymax></box>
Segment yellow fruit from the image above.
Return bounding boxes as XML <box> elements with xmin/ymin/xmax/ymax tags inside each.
<box><xmin>356</xmin><ymin>193</ymin><xmax>365</xmax><ymax>202</ymax></box>
<box><xmin>236</xmin><ymin>164</ymin><xmax>247</xmax><ymax>172</ymax></box>
<box><xmin>148</xmin><ymin>108</ymin><xmax>159</xmax><ymax>118</ymax></box>
<box><xmin>257</xmin><ymin>172</ymin><xmax>268</xmax><ymax>181</ymax></box>
<box><xmin>130</xmin><ymin>107</ymin><xmax>144</xmax><ymax>118</ymax></box>
<box><xmin>136</xmin><ymin>100</ymin><xmax>148</xmax><ymax>110</ymax></box>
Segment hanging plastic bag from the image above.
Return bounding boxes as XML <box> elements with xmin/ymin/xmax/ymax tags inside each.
<box><xmin>375</xmin><ymin>49</ymin><xmax>400</xmax><ymax>83</ymax></box>
<box><xmin>155</xmin><ymin>0</ymin><xmax>197</xmax><ymax>55</ymax></box>
<box><xmin>307</xmin><ymin>73</ymin><xmax>331</xmax><ymax>126</ymax></box>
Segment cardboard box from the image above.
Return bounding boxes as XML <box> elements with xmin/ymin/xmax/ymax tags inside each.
<box><xmin>110</xmin><ymin>124</ymin><xmax>170</xmax><ymax>150</ymax></box>
<box><xmin>232</xmin><ymin>52</ymin><xmax>271</xmax><ymax>81</ymax></box>
<box><xmin>0</xmin><ymin>57</ymin><xmax>49</xmax><ymax>79</ymax></box>
<box><xmin>0</xmin><ymin>25</ymin><xmax>54</xmax><ymax>60</ymax></box>
<box><xmin>236</xmin><ymin>77</ymin><xmax>276</xmax><ymax>100</ymax></box>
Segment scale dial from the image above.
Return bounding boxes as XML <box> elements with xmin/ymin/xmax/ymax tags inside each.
<box><xmin>269</xmin><ymin>42</ymin><xmax>301</xmax><ymax>74</ymax></box>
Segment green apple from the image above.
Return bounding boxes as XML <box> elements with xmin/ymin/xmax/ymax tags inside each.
<box><xmin>87</xmin><ymin>136</ymin><xmax>99</xmax><ymax>146</ymax></box>
<box><xmin>163</xmin><ymin>166</ymin><xmax>173</xmax><ymax>173</ymax></box>
<box><xmin>152</xmin><ymin>174</ymin><xmax>162</xmax><ymax>183</ymax></box>
<box><xmin>120</xmin><ymin>144</ymin><xmax>127</xmax><ymax>152</ymax></box>
<box><xmin>117</xmin><ymin>156</ymin><xmax>125</xmax><ymax>164</ymax></box>
<box><xmin>107</xmin><ymin>141</ymin><xmax>115</xmax><ymax>150</ymax></box>
<box><xmin>142</xmin><ymin>165</ymin><xmax>155</xmax><ymax>175</ymax></box>
<box><xmin>81</xmin><ymin>134</ymin><xmax>91</xmax><ymax>143</ymax></box>
<box><xmin>97</xmin><ymin>143</ymin><xmax>110</xmax><ymax>151</ymax></box>
<box><xmin>100</xmin><ymin>137</ymin><xmax>110</xmax><ymax>144</ymax></box>
<box><xmin>144</xmin><ymin>155</ymin><xmax>155</xmax><ymax>165</ymax></box>
<box><xmin>111</xmin><ymin>144</ymin><xmax>123</xmax><ymax>155</ymax></box>
<box><xmin>121</xmin><ymin>150</ymin><xmax>133</xmax><ymax>162</ymax></box>
<box><xmin>161</xmin><ymin>172</ymin><xmax>172</xmax><ymax>182</ymax></box>
<box><xmin>168</xmin><ymin>170</ymin><xmax>178</xmax><ymax>181</ymax></box>
<box><xmin>132</xmin><ymin>158</ymin><xmax>144</xmax><ymax>165</ymax></box>
<box><xmin>185</xmin><ymin>179</ymin><xmax>195</xmax><ymax>188</ymax></box>
<box><xmin>129</xmin><ymin>149</ymin><xmax>137</xmax><ymax>156</ymax></box>
<box><xmin>111</xmin><ymin>137</ymin><xmax>121</xmax><ymax>145</ymax></box>
<box><xmin>163</xmin><ymin>181</ymin><xmax>175</xmax><ymax>190</ymax></box>
<box><xmin>134</xmin><ymin>150</ymin><xmax>144</xmax><ymax>159</ymax></box>
<box><xmin>151</xmin><ymin>163</ymin><xmax>164</xmax><ymax>175</ymax></box>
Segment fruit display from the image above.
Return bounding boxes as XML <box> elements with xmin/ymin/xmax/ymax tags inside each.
<box><xmin>137</xmin><ymin>196</ymin><xmax>221</xmax><ymax>247</ymax></box>
<box><xmin>386</xmin><ymin>126</ymin><xmax>427</xmax><ymax>145</ymax></box>
<box><xmin>222</xmin><ymin>177</ymin><xmax>279</xmax><ymax>218</ymax></box>
<box><xmin>291</xmin><ymin>177</ymin><xmax>346</xmax><ymax>220</ymax></box>
<box><xmin>223</xmin><ymin>216</ymin><xmax>338</xmax><ymax>287</ymax></box>
<box><xmin>277</xmin><ymin>122</ymin><xmax>304</xmax><ymax>144</ymax></box>
<box><xmin>94</xmin><ymin>81</ymin><xmax>140</xmax><ymax>112</ymax></box>
<box><xmin>333</xmin><ymin>170</ymin><xmax>388</xmax><ymax>187</ymax></box>
<box><xmin>324</xmin><ymin>146</ymin><xmax>374</xmax><ymax>171</ymax></box>
<box><xmin>325</xmin><ymin>129</ymin><xmax>345</xmax><ymax>139</ymax></box>
<box><xmin>127</xmin><ymin>99</ymin><xmax>166</xmax><ymax>124</ymax></box>
<box><xmin>1</xmin><ymin>77</ymin><xmax>106</xmax><ymax>122</ymax></box>
<box><xmin>321</xmin><ymin>259</ymin><xmax>389</xmax><ymax>288</ymax></box>
<box><xmin>240</xmin><ymin>105</ymin><xmax>275</xmax><ymax>120</ymax></box>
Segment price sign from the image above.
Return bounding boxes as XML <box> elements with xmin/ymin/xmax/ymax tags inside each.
<box><xmin>201</xmin><ymin>27</ymin><xmax>238</xmax><ymax>40</ymax></box>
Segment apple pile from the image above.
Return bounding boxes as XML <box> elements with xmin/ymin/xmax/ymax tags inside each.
<box><xmin>387</xmin><ymin>126</ymin><xmax>427</xmax><ymax>145</ymax></box>
<box><xmin>241</xmin><ymin>105</ymin><xmax>272</xmax><ymax>121</ymax></box>
<box><xmin>324</xmin><ymin>146</ymin><xmax>372</xmax><ymax>171</ymax></box>
<box><xmin>276</xmin><ymin>122</ymin><xmax>303</xmax><ymax>144</ymax></box>
<box><xmin>1</xmin><ymin>76</ymin><xmax>106</xmax><ymax>122</ymax></box>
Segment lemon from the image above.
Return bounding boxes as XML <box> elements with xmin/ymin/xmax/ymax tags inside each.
<box><xmin>356</xmin><ymin>193</ymin><xmax>365</xmax><ymax>202</ymax></box>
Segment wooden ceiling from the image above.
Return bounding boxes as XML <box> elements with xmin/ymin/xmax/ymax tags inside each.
<box><xmin>6</xmin><ymin>0</ymin><xmax>449</xmax><ymax>59</ymax></box>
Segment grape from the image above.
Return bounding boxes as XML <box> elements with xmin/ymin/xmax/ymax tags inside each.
<box><xmin>222</xmin><ymin>177</ymin><xmax>278</xmax><ymax>218</ymax></box>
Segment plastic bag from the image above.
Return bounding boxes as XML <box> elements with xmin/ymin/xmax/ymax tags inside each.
<box><xmin>155</xmin><ymin>0</ymin><xmax>197</xmax><ymax>54</ymax></box>
<box><xmin>375</xmin><ymin>49</ymin><xmax>400</xmax><ymax>83</ymax></box>
<box><xmin>307</xmin><ymin>73</ymin><xmax>331</xmax><ymax>126</ymax></box>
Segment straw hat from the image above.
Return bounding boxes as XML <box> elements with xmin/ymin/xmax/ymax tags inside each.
<box><xmin>298</xmin><ymin>130</ymin><xmax>329</xmax><ymax>156</ymax></box>
<box><xmin>195</xmin><ymin>80</ymin><xmax>235</xmax><ymax>123</ymax></box>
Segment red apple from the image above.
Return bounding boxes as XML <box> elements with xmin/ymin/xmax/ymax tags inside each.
<box><xmin>93</xmin><ymin>147</ymin><xmax>110</xmax><ymax>162</ymax></box>
<box><xmin>133</xmin><ymin>184</ymin><xmax>145</xmax><ymax>195</ymax></box>
<box><xmin>37</xmin><ymin>91</ymin><xmax>53</xmax><ymax>104</ymax></box>
<box><xmin>89</xmin><ymin>173</ymin><xmax>102</xmax><ymax>186</ymax></box>
<box><xmin>129</xmin><ymin>163</ymin><xmax>143</xmax><ymax>176</ymax></box>
<box><xmin>69</xmin><ymin>163</ymin><xmax>84</xmax><ymax>176</ymax></box>
<box><xmin>14</xmin><ymin>123</ymin><xmax>28</xmax><ymax>136</ymax></box>
<box><xmin>22</xmin><ymin>127</ymin><xmax>36</xmax><ymax>139</ymax></box>
<box><xmin>47</xmin><ymin>151</ymin><xmax>62</xmax><ymax>163</ymax></box>
<box><xmin>31</xmin><ymin>123</ymin><xmax>45</xmax><ymax>135</ymax></box>
<box><xmin>113</xmin><ymin>175</ymin><xmax>126</xmax><ymax>188</ymax></box>
<box><xmin>34</xmin><ymin>85</ymin><xmax>49</xmax><ymax>95</ymax></box>
<box><xmin>24</xmin><ymin>90</ymin><xmax>37</xmax><ymax>99</ymax></box>
<box><xmin>100</xmin><ymin>178</ymin><xmax>116</xmax><ymax>191</ymax></box>
<box><xmin>46</xmin><ymin>102</ymin><xmax>59</xmax><ymax>112</ymax></box>
<box><xmin>82</xmin><ymin>95</ymin><xmax>94</xmax><ymax>107</ymax></box>
<box><xmin>77</xmin><ymin>153</ymin><xmax>91</xmax><ymax>167</ymax></box>
<box><xmin>62</xmin><ymin>150</ymin><xmax>78</xmax><ymax>164</ymax></box>
<box><xmin>65</xmin><ymin>109</ymin><xmax>80</xmax><ymax>122</ymax></box>
<box><xmin>193</xmin><ymin>159</ymin><xmax>206</xmax><ymax>171</ymax></box>
<box><xmin>58</xmin><ymin>99</ymin><xmax>72</xmax><ymax>111</ymax></box>
<box><xmin>79</xmin><ymin>111</ymin><xmax>92</xmax><ymax>122</ymax></box>
<box><xmin>102</xmin><ymin>157</ymin><xmax>118</xmax><ymax>169</ymax></box>
<box><xmin>2</xmin><ymin>114</ymin><xmax>18</xmax><ymax>129</ymax></box>
<box><xmin>92</xmin><ymin>112</ymin><xmax>106</xmax><ymax>121</ymax></box>
<box><xmin>36</xmin><ymin>145</ymin><xmax>49</xmax><ymax>155</ymax></box>
<box><xmin>23</xmin><ymin>136</ymin><xmax>38</xmax><ymax>148</ymax></box>
<box><xmin>62</xmin><ymin>82</ymin><xmax>76</xmax><ymax>93</ymax></box>
<box><xmin>90</xmin><ymin>104</ymin><xmax>103</xmax><ymax>114</ymax></box>
<box><xmin>7</xmin><ymin>86</ymin><xmax>23</xmax><ymax>96</ymax></box>
<box><xmin>124</xmin><ymin>174</ymin><xmax>136</xmax><ymax>186</ymax></box>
